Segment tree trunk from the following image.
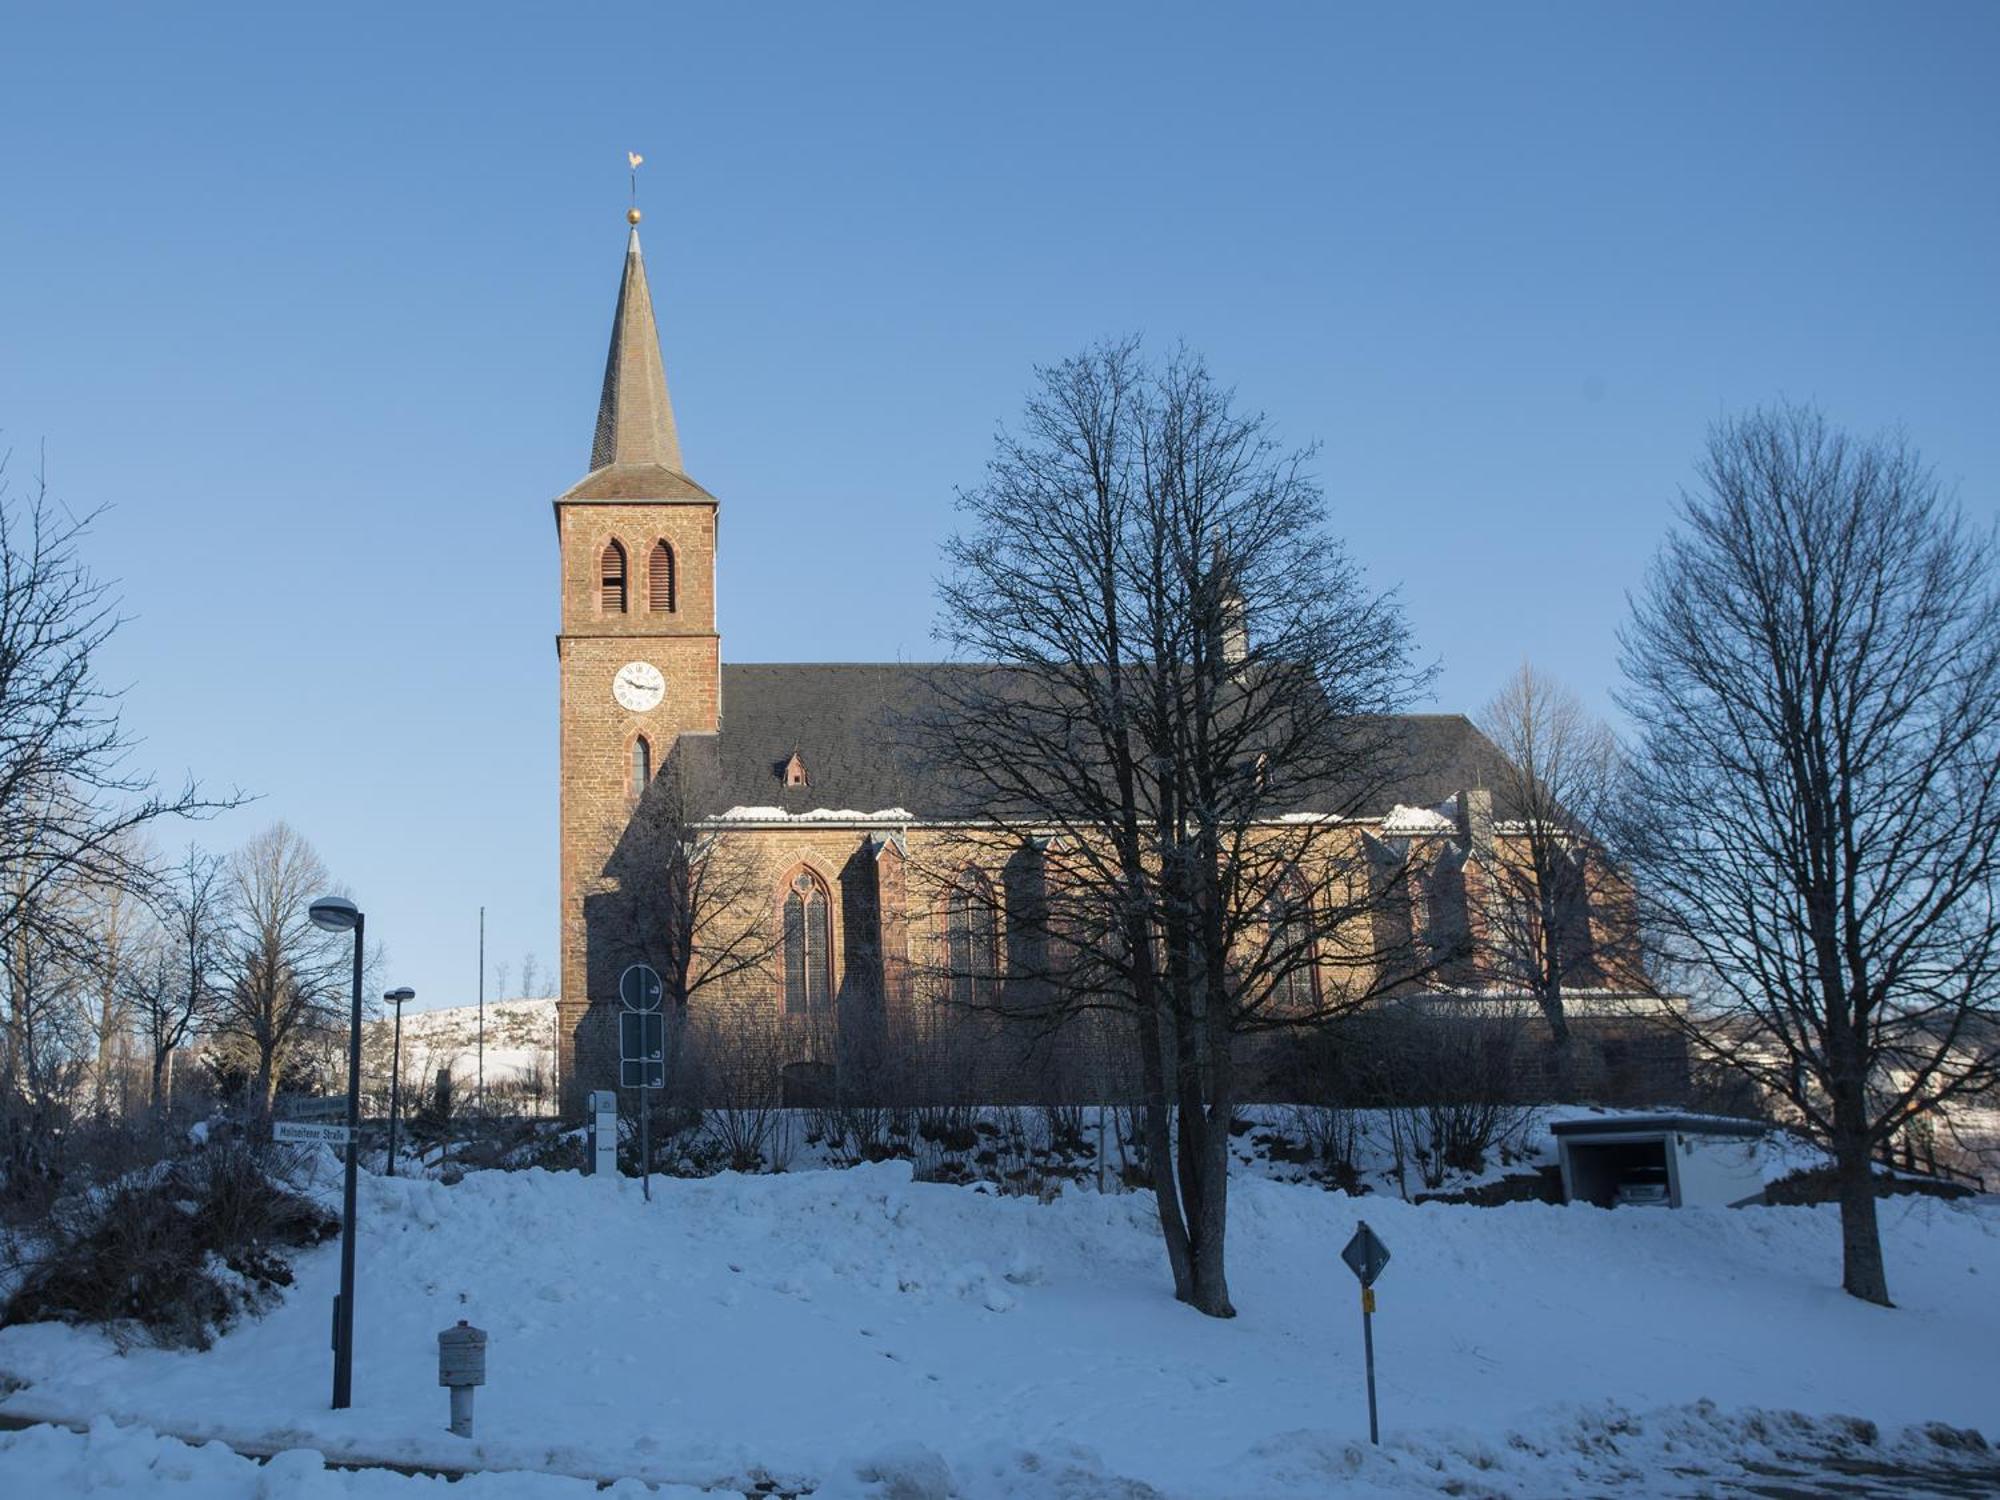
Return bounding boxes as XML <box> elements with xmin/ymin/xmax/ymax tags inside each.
<box><xmin>1134</xmin><ymin>999</ymin><xmax>1195</xmax><ymax>1304</ymax></box>
<box><xmin>1188</xmin><ymin>1184</ymin><xmax>1232</xmax><ymax>1312</ymax></box>
<box><xmin>1834</xmin><ymin>1132</ymin><xmax>1892</xmax><ymax>1306</ymax></box>
<box><xmin>1142</xmin><ymin>1098</ymin><xmax>1194</xmax><ymax>1302</ymax></box>
<box><xmin>1543</xmin><ymin>1008</ymin><xmax>1576</xmax><ymax>1100</ymax></box>
<box><xmin>1185</xmin><ymin>1104</ymin><xmax>1235</xmax><ymax>1317</ymax></box>
<box><xmin>255</xmin><ymin>1048</ymin><xmax>277</xmax><ymax>1115</ymax></box>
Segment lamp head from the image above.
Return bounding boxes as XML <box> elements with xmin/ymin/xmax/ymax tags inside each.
<box><xmin>384</xmin><ymin>986</ymin><xmax>415</xmax><ymax>1004</ymax></box>
<box><xmin>309</xmin><ymin>895</ymin><xmax>361</xmax><ymax>933</ymax></box>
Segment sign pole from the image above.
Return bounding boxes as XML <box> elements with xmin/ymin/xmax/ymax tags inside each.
<box><xmin>1340</xmin><ymin>1219</ymin><xmax>1391</xmax><ymax>1446</ymax></box>
<box><xmin>333</xmin><ymin>912</ymin><xmax>363</xmax><ymax>1411</ymax></box>
<box><xmin>1361</xmin><ymin>1285</ymin><xmax>1379</xmax><ymax>1445</ymax></box>
<box><xmin>476</xmin><ymin>906</ymin><xmax>485</xmax><ymax>1113</ymax></box>
<box><xmin>617</xmin><ymin>963</ymin><xmax>664</xmax><ymax>1205</ymax></box>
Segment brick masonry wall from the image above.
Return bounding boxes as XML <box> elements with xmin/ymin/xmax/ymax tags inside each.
<box><xmin>557</xmin><ymin>497</ymin><xmax>720</xmax><ymax>1109</ymax></box>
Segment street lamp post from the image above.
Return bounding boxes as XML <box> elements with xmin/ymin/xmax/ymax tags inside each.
<box><xmin>310</xmin><ymin>894</ymin><xmax>364</xmax><ymax>1412</ymax></box>
<box><xmin>384</xmin><ymin>987</ymin><xmax>415</xmax><ymax>1177</ymax></box>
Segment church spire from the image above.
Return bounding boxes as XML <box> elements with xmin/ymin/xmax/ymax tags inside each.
<box><xmin>587</xmin><ymin>216</ymin><xmax>685</xmax><ymax>475</ymax></box>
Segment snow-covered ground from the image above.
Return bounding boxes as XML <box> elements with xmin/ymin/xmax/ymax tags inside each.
<box><xmin>2</xmin><ymin>1148</ymin><xmax>1995</xmax><ymax>1497</ymax></box>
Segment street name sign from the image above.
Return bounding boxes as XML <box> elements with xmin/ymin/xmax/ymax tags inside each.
<box><xmin>275</xmin><ymin>1121</ymin><xmax>356</xmax><ymax>1146</ymax></box>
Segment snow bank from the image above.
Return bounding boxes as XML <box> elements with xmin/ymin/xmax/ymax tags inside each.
<box><xmin>5</xmin><ymin>1403</ymin><xmax>1994</xmax><ymax>1499</ymax></box>
<box><xmin>1</xmin><ymin>1162</ymin><xmax>1994</xmax><ymax>1496</ymax></box>
<box><xmin>0</xmin><ymin>1415</ymin><xmax>717</xmax><ymax>1498</ymax></box>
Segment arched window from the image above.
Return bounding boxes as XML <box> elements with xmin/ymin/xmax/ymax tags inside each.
<box><xmin>600</xmin><ymin>539</ymin><xmax>628</xmax><ymax>614</ymax></box>
<box><xmin>631</xmin><ymin>734</ymin><xmax>651</xmax><ymax>795</ymax></box>
<box><xmin>1268</xmin><ymin>880</ymin><xmax>1319</xmax><ymax>1012</ymax></box>
<box><xmin>648</xmin><ymin>540</ymin><xmax>676</xmax><ymax>613</ymax></box>
<box><xmin>783</xmin><ymin>870</ymin><xmax>832</xmax><ymax>1014</ymax></box>
<box><xmin>946</xmin><ymin>870</ymin><xmax>998</xmax><ymax>1008</ymax></box>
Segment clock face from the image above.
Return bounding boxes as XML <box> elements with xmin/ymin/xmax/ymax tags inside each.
<box><xmin>612</xmin><ymin>661</ymin><xmax>665</xmax><ymax>712</ymax></box>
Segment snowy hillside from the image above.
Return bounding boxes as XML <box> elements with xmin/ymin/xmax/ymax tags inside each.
<box><xmin>365</xmin><ymin>998</ymin><xmax>557</xmax><ymax>1090</ymax></box>
<box><xmin>1</xmin><ymin>1159</ymin><xmax>1994</xmax><ymax>1497</ymax></box>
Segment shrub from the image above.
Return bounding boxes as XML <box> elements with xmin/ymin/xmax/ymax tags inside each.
<box><xmin>1</xmin><ymin>1140</ymin><xmax>337</xmax><ymax>1349</ymax></box>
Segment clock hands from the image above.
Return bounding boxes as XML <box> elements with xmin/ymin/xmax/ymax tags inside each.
<box><xmin>617</xmin><ymin>665</ymin><xmax>661</xmax><ymax>706</ymax></box>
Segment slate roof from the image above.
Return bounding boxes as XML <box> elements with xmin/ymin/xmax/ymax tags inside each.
<box><xmin>675</xmin><ymin>663</ymin><xmax>1516</xmax><ymax>824</ymax></box>
<box><xmin>557</xmin><ymin>225</ymin><xmax>713</xmax><ymax>505</ymax></box>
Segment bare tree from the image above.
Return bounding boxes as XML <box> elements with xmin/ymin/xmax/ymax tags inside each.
<box><xmin>923</xmin><ymin>341</ymin><xmax>1429</xmax><ymax>1316</ymax></box>
<box><xmin>129</xmin><ymin>844</ymin><xmax>230</xmax><ymax>1111</ymax></box>
<box><xmin>1619</xmin><ymin>403</ymin><xmax>2000</xmax><ymax>1306</ymax></box>
<box><xmin>213</xmin><ymin>823</ymin><xmax>353</xmax><ymax>1111</ymax></box>
<box><xmin>75</xmin><ymin>875</ymin><xmax>141</xmax><ymax>1116</ymax></box>
<box><xmin>0</xmin><ymin>455</ymin><xmax>239</xmax><ymax>1085</ymax></box>
<box><xmin>1474</xmin><ymin>663</ymin><xmax>1625</xmax><ymax>1064</ymax></box>
<box><xmin>2</xmin><ymin>878</ymin><xmax>89</xmax><ymax>1114</ymax></box>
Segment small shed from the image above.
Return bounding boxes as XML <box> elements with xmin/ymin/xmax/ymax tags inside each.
<box><xmin>1552</xmin><ymin>1115</ymin><xmax>1767</xmax><ymax>1209</ymax></box>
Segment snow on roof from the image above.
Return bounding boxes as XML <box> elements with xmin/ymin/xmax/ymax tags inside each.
<box><xmin>1381</xmin><ymin>801</ymin><xmax>1457</xmax><ymax>835</ymax></box>
<box><xmin>715</xmin><ymin>806</ymin><xmax>914</xmax><ymax>823</ymax></box>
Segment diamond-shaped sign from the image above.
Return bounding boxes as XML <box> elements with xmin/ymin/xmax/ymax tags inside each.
<box><xmin>1341</xmin><ymin>1221</ymin><xmax>1390</xmax><ymax>1287</ymax></box>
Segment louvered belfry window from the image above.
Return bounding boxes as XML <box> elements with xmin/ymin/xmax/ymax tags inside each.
<box><xmin>648</xmin><ymin>540</ymin><xmax>676</xmax><ymax>613</ymax></box>
<box><xmin>783</xmin><ymin>871</ymin><xmax>832</xmax><ymax>1014</ymax></box>
<box><xmin>600</xmin><ymin>540</ymin><xmax>627</xmax><ymax>614</ymax></box>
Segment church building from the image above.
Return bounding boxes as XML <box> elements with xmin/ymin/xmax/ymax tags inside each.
<box><xmin>552</xmin><ymin>216</ymin><xmax>1668</xmax><ymax>1113</ymax></box>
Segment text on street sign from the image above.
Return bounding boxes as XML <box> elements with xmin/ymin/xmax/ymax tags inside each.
<box><xmin>275</xmin><ymin>1121</ymin><xmax>357</xmax><ymax>1145</ymax></box>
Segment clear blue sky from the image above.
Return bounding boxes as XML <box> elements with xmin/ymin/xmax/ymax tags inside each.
<box><xmin>5</xmin><ymin>4</ymin><xmax>1995</xmax><ymax>1014</ymax></box>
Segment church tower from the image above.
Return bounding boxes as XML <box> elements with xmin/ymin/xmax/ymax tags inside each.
<box><xmin>555</xmin><ymin>213</ymin><xmax>719</xmax><ymax>1100</ymax></box>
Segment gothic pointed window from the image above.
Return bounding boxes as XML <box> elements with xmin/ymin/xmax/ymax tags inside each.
<box><xmin>1268</xmin><ymin>879</ymin><xmax>1319</xmax><ymax>1013</ymax></box>
<box><xmin>783</xmin><ymin>870</ymin><xmax>832</xmax><ymax>1014</ymax></box>
<box><xmin>600</xmin><ymin>539</ymin><xmax>628</xmax><ymax>614</ymax></box>
<box><xmin>946</xmin><ymin>870</ymin><xmax>998</xmax><ymax>1009</ymax></box>
<box><xmin>631</xmin><ymin>734</ymin><xmax>651</xmax><ymax>795</ymax></box>
<box><xmin>648</xmin><ymin>540</ymin><xmax>676</xmax><ymax>613</ymax></box>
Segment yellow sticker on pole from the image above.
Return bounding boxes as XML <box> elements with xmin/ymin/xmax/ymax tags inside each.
<box><xmin>1362</xmin><ymin>1287</ymin><xmax>1376</xmax><ymax>1314</ymax></box>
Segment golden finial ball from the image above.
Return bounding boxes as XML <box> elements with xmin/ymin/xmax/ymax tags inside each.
<box><xmin>628</xmin><ymin>207</ymin><xmax>642</xmax><ymax>225</ymax></box>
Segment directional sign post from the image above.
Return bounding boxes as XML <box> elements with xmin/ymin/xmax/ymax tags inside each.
<box><xmin>619</xmin><ymin>964</ymin><xmax>666</xmax><ymax>1202</ymax></box>
<box><xmin>1340</xmin><ymin>1221</ymin><xmax>1391</xmax><ymax>1444</ymax></box>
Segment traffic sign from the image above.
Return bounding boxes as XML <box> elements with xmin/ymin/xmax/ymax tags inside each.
<box><xmin>619</xmin><ymin>1009</ymin><xmax>665</xmax><ymax>1090</ymax></box>
<box><xmin>275</xmin><ymin>1121</ymin><xmax>356</xmax><ymax>1146</ymax></box>
<box><xmin>1341</xmin><ymin>1221</ymin><xmax>1391</xmax><ymax>1287</ymax></box>
<box><xmin>620</xmin><ymin>1057</ymin><xmax>665</xmax><ymax>1089</ymax></box>
<box><xmin>619</xmin><ymin>963</ymin><xmax>664</xmax><ymax>1012</ymax></box>
<box><xmin>1341</xmin><ymin>1220</ymin><xmax>1390</xmax><ymax>1445</ymax></box>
